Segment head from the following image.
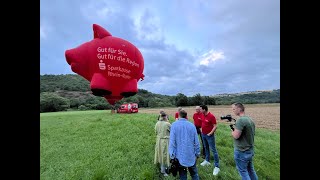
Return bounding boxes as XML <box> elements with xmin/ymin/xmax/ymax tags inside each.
<box><xmin>159</xmin><ymin>109</ymin><xmax>164</xmax><ymax>114</ymax></box>
<box><xmin>65</xmin><ymin>43</ymin><xmax>90</xmax><ymax>79</ymax></box>
<box><xmin>177</xmin><ymin>107</ymin><xmax>182</xmax><ymax>112</ymax></box>
<box><xmin>200</xmin><ymin>105</ymin><xmax>208</xmax><ymax>114</ymax></box>
<box><xmin>179</xmin><ymin>109</ymin><xmax>187</xmax><ymax>119</ymax></box>
<box><xmin>232</xmin><ymin>103</ymin><xmax>245</xmax><ymax>116</ymax></box>
<box><xmin>160</xmin><ymin>112</ymin><xmax>168</xmax><ymax>120</ymax></box>
<box><xmin>195</xmin><ymin>106</ymin><xmax>201</xmax><ymax>113</ymax></box>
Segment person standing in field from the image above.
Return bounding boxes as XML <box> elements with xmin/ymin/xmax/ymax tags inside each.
<box><xmin>127</xmin><ymin>103</ymin><xmax>131</xmax><ymax>112</ymax></box>
<box><xmin>158</xmin><ymin>109</ymin><xmax>169</xmax><ymax>121</ymax></box>
<box><xmin>154</xmin><ymin>112</ymin><xmax>171</xmax><ymax>176</ymax></box>
<box><xmin>231</xmin><ymin>103</ymin><xmax>258</xmax><ymax>180</ymax></box>
<box><xmin>175</xmin><ymin>107</ymin><xmax>188</xmax><ymax>120</ymax></box>
<box><xmin>193</xmin><ymin>106</ymin><xmax>205</xmax><ymax>157</ymax></box>
<box><xmin>169</xmin><ymin>109</ymin><xmax>200</xmax><ymax>180</ymax></box>
<box><xmin>200</xmin><ymin>105</ymin><xmax>220</xmax><ymax>176</ymax></box>
<box><xmin>175</xmin><ymin>107</ymin><xmax>182</xmax><ymax>121</ymax></box>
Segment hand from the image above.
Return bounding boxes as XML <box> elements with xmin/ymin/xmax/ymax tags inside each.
<box><xmin>170</xmin><ymin>158</ymin><xmax>175</xmax><ymax>163</ymax></box>
<box><xmin>207</xmin><ymin>133</ymin><xmax>212</xmax><ymax>136</ymax></box>
<box><xmin>229</xmin><ymin>125</ymin><xmax>234</xmax><ymax>131</ymax></box>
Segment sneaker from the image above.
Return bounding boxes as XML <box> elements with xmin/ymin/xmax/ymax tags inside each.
<box><xmin>163</xmin><ymin>173</ymin><xmax>169</xmax><ymax>177</ymax></box>
<box><xmin>200</xmin><ymin>160</ymin><xmax>211</xmax><ymax>166</ymax></box>
<box><xmin>213</xmin><ymin>167</ymin><xmax>220</xmax><ymax>176</ymax></box>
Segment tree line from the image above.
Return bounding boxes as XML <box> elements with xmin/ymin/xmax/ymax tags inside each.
<box><xmin>40</xmin><ymin>74</ymin><xmax>280</xmax><ymax>112</ymax></box>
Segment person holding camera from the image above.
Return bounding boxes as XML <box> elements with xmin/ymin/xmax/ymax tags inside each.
<box><xmin>193</xmin><ymin>106</ymin><xmax>205</xmax><ymax>157</ymax></box>
<box><xmin>154</xmin><ymin>112</ymin><xmax>171</xmax><ymax>177</ymax></box>
<box><xmin>169</xmin><ymin>110</ymin><xmax>200</xmax><ymax>180</ymax></box>
<box><xmin>200</xmin><ymin>105</ymin><xmax>220</xmax><ymax>176</ymax></box>
<box><xmin>231</xmin><ymin>103</ymin><xmax>258</xmax><ymax>180</ymax></box>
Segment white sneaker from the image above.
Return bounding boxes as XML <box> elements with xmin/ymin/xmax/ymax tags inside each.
<box><xmin>200</xmin><ymin>160</ymin><xmax>211</xmax><ymax>166</ymax></box>
<box><xmin>213</xmin><ymin>167</ymin><xmax>220</xmax><ymax>176</ymax></box>
<box><xmin>163</xmin><ymin>173</ymin><xmax>169</xmax><ymax>177</ymax></box>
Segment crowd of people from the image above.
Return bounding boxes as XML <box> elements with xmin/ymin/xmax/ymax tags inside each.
<box><xmin>154</xmin><ymin>103</ymin><xmax>258</xmax><ymax>180</ymax></box>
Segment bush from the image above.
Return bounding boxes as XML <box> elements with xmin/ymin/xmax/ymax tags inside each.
<box><xmin>40</xmin><ymin>92</ymin><xmax>70</xmax><ymax>112</ymax></box>
<box><xmin>78</xmin><ymin>105</ymin><xmax>89</xmax><ymax>111</ymax></box>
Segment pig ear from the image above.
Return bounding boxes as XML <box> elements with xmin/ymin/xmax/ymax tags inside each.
<box><xmin>93</xmin><ymin>24</ymin><xmax>112</xmax><ymax>39</ymax></box>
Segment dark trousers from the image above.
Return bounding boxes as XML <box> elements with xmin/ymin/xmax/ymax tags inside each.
<box><xmin>178</xmin><ymin>162</ymin><xmax>199</xmax><ymax>180</ymax></box>
<box><xmin>196</xmin><ymin>127</ymin><xmax>205</xmax><ymax>156</ymax></box>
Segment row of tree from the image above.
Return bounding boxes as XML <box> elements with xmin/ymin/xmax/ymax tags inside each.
<box><xmin>40</xmin><ymin>74</ymin><xmax>280</xmax><ymax>112</ymax></box>
<box><xmin>39</xmin><ymin>91</ymin><xmax>217</xmax><ymax>112</ymax></box>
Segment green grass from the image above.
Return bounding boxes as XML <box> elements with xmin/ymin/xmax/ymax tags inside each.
<box><xmin>40</xmin><ymin>110</ymin><xmax>280</xmax><ymax>180</ymax></box>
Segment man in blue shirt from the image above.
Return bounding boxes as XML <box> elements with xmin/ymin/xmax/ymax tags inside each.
<box><xmin>169</xmin><ymin>109</ymin><xmax>200</xmax><ymax>180</ymax></box>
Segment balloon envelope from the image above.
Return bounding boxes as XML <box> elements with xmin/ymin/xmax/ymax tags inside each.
<box><xmin>65</xmin><ymin>24</ymin><xmax>145</xmax><ymax>105</ymax></box>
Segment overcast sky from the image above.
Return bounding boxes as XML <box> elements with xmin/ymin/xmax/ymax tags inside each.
<box><xmin>40</xmin><ymin>0</ymin><xmax>279</xmax><ymax>96</ymax></box>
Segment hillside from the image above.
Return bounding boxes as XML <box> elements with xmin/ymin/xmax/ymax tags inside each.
<box><xmin>213</xmin><ymin>89</ymin><xmax>280</xmax><ymax>104</ymax></box>
<box><xmin>40</xmin><ymin>74</ymin><xmax>280</xmax><ymax>112</ymax></box>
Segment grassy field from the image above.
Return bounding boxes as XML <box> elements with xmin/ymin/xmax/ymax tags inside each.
<box><xmin>40</xmin><ymin>109</ymin><xmax>280</xmax><ymax>179</ymax></box>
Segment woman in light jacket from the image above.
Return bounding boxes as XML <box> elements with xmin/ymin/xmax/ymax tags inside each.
<box><xmin>154</xmin><ymin>112</ymin><xmax>171</xmax><ymax>176</ymax></box>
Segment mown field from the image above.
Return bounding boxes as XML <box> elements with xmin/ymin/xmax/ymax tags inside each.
<box><xmin>139</xmin><ymin>103</ymin><xmax>280</xmax><ymax>131</ymax></box>
<box><xmin>40</xmin><ymin>104</ymin><xmax>280</xmax><ymax>179</ymax></box>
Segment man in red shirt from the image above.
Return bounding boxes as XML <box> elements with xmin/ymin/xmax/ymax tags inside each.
<box><xmin>193</xmin><ymin>106</ymin><xmax>205</xmax><ymax>157</ymax></box>
<box><xmin>175</xmin><ymin>107</ymin><xmax>188</xmax><ymax>120</ymax></box>
<box><xmin>200</xmin><ymin>105</ymin><xmax>220</xmax><ymax>176</ymax></box>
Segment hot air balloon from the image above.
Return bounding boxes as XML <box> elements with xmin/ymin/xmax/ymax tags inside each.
<box><xmin>65</xmin><ymin>24</ymin><xmax>145</xmax><ymax>106</ymax></box>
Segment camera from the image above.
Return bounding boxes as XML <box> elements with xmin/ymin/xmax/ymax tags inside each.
<box><xmin>165</xmin><ymin>158</ymin><xmax>179</xmax><ymax>177</ymax></box>
<box><xmin>220</xmin><ymin>115</ymin><xmax>236</xmax><ymax>131</ymax></box>
<box><xmin>220</xmin><ymin>114</ymin><xmax>233</xmax><ymax>122</ymax></box>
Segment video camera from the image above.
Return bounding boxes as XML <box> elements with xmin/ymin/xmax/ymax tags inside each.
<box><xmin>220</xmin><ymin>114</ymin><xmax>236</xmax><ymax>131</ymax></box>
<box><xmin>165</xmin><ymin>158</ymin><xmax>179</xmax><ymax>177</ymax></box>
<box><xmin>220</xmin><ymin>115</ymin><xmax>233</xmax><ymax>122</ymax></box>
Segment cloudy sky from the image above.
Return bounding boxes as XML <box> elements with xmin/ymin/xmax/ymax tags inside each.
<box><xmin>40</xmin><ymin>0</ymin><xmax>280</xmax><ymax>96</ymax></box>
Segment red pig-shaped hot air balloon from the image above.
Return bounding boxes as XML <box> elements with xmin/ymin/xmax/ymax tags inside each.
<box><xmin>65</xmin><ymin>24</ymin><xmax>145</xmax><ymax>105</ymax></box>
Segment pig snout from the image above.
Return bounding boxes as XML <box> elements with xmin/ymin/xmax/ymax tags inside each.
<box><xmin>65</xmin><ymin>49</ymin><xmax>76</xmax><ymax>65</ymax></box>
<box><xmin>65</xmin><ymin>48</ymin><xmax>85</xmax><ymax>75</ymax></box>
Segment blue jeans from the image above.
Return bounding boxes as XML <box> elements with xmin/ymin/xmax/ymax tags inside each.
<box><xmin>178</xmin><ymin>162</ymin><xmax>199</xmax><ymax>180</ymax></box>
<box><xmin>234</xmin><ymin>149</ymin><xmax>258</xmax><ymax>180</ymax></box>
<box><xmin>202</xmin><ymin>134</ymin><xmax>219</xmax><ymax>167</ymax></box>
<box><xmin>196</xmin><ymin>127</ymin><xmax>205</xmax><ymax>155</ymax></box>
